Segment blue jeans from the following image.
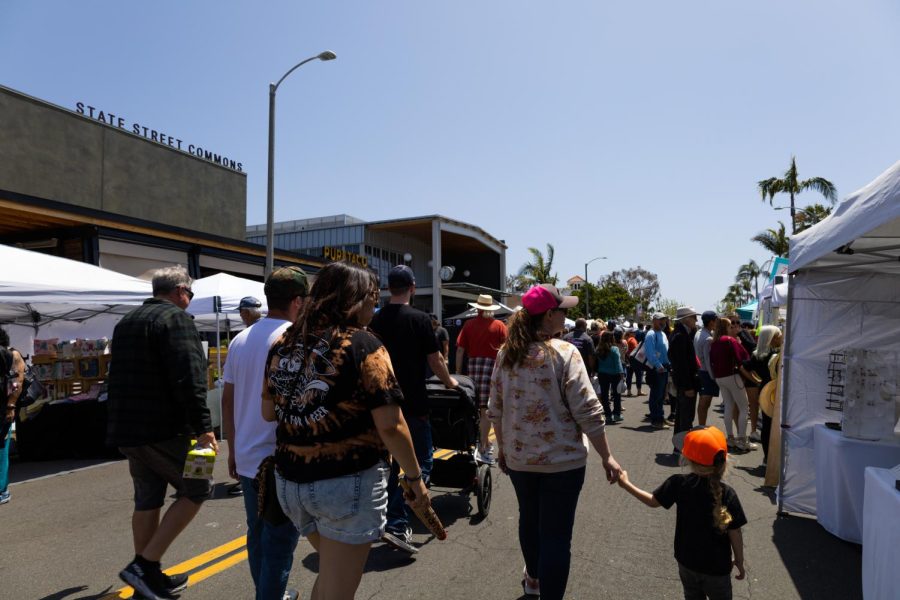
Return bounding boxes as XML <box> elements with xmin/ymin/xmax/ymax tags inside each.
<box><xmin>385</xmin><ymin>415</ymin><xmax>432</xmax><ymax>533</ymax></box>
<box><xmin>508</xmin><ymin>467</ymin><xmax>586</xmax><ymax>600</ymax></box>
<box><xmin>240</xmin><ymin>475</ymin><xmax>300</xmax><ymax>600</ymax></box>
<box><xmin>0</xmin><ymin>424</ymin><xmax>10</xmax><ymax>495</ymax></box>
<box><xmin>646</xmin><ymin>368</ymin><xmax>669</xmax><ymax>422</ymax></box>
<box><xmin>596</xmin><ymin>373</ymin><xmax>622</xmax><ymax>418</ymax></box>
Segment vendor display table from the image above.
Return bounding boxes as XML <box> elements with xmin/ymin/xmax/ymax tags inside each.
<box><xmin>863</xmin><ymin>467</ymin><xmax>900</xmax><ymax>600</ymax></box>
<box><xmin>814</xmin><ymin>424</ymin><xmax>900</xmax><ymax>543</ymax></box>
<box><xmin>15</xmin><ymin>399</ymin><xmax>121</xmax><ymax>461</ymax></box>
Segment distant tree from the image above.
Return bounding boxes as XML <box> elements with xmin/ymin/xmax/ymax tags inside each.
<box><xmin>758</xmin><ymin>156</ymin><xmax>837</xmax><ymax>234</ymax></box>
<box><xmin>515</xmin><ymin>244</ymin><xmax>558</xmax><ymax>288</ymax></box>
<box><xmin>602</xmin><ymin>266</ymin><xmax>660</xmax><ymax>312</ymax></box>
<box><xmin>751</xmin><ymin>222</ymin><xmax>790</xmax><ymax>257</ymax></box>
<box><xmin>795</xmin><ymin>203</ymin><xmax>833</xmax><ymax>233</ymax></box>
<box><xmin>736</xmin><ymin>259</ymin><xmax>762</xmax><ymax>301</ymax></box>
<box><xmin>570</xmin><ymin>281</ymin><xmax>635</xmax><ymax>321</ymax></box>
<box><xmin>651</xmin><ymin>297</ymin><xmax>683</xmax><ymax>320</ymax></box>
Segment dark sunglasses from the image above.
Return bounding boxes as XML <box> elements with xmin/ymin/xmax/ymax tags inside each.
<box><xmin>730</xmin><ymin>321</ymin><xmax>740</xmax><ymax>326</ymax></box>
<box><xmin>179</xmin><ymin>286</ymin><xmax>194</xmax><ymax>300</ymax></box>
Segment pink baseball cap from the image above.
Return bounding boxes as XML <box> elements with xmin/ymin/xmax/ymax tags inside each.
<box><xmin>521</xmin><ymin>284</ymin><xmax>579</xmax><ymax>315</ymax></box>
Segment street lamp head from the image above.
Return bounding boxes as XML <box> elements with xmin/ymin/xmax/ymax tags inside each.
<box><xmin>318</xmin><ymin>50</ymin><xmax>337</xmax><ymax>61</ymax></box>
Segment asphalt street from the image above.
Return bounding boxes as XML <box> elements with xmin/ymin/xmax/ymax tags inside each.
<box><xmin>3</xmin><ymin>397</ymin><xmax>863</xmax><ymax>600</ymax></box>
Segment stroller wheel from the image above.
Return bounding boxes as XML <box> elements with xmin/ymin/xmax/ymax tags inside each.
<box><xmin>475</xmin><ymin>463</ymin><xmax>492</xmax><ymax>518</ymax></box>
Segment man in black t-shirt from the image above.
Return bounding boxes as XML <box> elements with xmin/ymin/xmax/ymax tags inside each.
<box><xmin>563</xmin><ymin>318</ymin><xmax>595</xmax><ymax>372</ymax></box>
<box><xmin>431</xmin><ymin>313</ymin><xmax>450</xmax><ymax>362</ymax></box>
<box><xmin>369</xmin><ymin>265</ymin><xmax>457</xmax><ymax>552</ymax></box>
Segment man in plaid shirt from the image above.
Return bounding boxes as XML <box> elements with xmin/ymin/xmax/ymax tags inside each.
<box><xmin>456</xmin><ymin>294</ymin><xmax>508</xmax><ymax>465</ymax></box>
<box><xmin>107</xmin><ymin>265</ymin><xmax>217</xmax><ymax>600</ymax></box>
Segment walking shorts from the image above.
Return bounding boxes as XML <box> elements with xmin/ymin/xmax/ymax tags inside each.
<box><xmin>120</xmin><ymin>436</ymin><xmax>212</xmax><ymax>511</ymax></box>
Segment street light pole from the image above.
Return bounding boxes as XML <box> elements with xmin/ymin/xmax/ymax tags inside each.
<box><xmin>583</xmin><ymin>256</ymin><xmax>607</xmax><ymax>318</ymax></box>
<box><xmin>265</xmin><ymin>50</ymin><xmax>337</xmax><ymax>277</ymax></box>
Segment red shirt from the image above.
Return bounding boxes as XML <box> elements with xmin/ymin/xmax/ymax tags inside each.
<box><xmin>709</xmin><ymin>336</ymin><xmax>749</xmax><ymax>379</ymax></box>
<box><xmin>457</xmin><ymin>317</ymin><xmax>508</xmax><ymax>359</ymax></box>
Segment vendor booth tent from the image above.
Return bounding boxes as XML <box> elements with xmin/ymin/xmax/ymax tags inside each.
<box><xmin>778</xmin><ymin>160</ymin><xmax>900</xmax><ymax>515</ymax></box>
<box><xmin>0</xmin><ymin>244</ymin><xmax>152</xmax><ymax>351</ymax></box>
<box><xmin>187</xmin><ymin>272</ymin><xmax>267</xmax><ymax>333</ymax></box>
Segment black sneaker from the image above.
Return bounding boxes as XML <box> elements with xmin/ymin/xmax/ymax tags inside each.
<box><xmin>119</xmin><ymin>560</ymin><xmax>175</xmax><ymax>600</ymax></box>
<box><xmin>382</xmin><ymin>527</ymin><xmax>418</xmax><ymax>554</ymax></box>
<box><xmin>163</xmin><ymin>572</ymin><xmax>188</xmax><ymax>594</ymax></box>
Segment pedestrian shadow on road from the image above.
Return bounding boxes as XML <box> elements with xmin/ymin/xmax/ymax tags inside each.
<box><xmin>654</xmin><ymin>452</ymin><xmax>680</xmax><ymax>467</ymax></box>
<box><xmin>733</xmin><ymin>464</ymin><xmax>777</xmax><ymax>504</ymax></box>
<box><xmin>772</xmin><ymin>514</ymin><xmax>862</xmax><ymax>600</ymax></box>
<box><xmin>37</xmin><ymin>584</ymin><xmax>115</xmax><ymax>600</ymax></box>
<box><xmin>618</xmin><ymin>425</ymin><xmax>661</xmax><ymax>434</ymax></box>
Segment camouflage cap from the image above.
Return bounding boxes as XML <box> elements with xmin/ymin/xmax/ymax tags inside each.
<box><xmin>264</xmin><ymin>266</ymin><xmax>309</xmax><ymax>300</ymax></box>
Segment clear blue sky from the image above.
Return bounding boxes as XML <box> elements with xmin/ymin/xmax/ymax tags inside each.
<box><xmin>3</xmin><ymin>1</ymin><xmax>899</xmax><ymax>310</ymax></box>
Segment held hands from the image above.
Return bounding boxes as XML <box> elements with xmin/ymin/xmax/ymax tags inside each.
<box><xmin>616</xmin><ymin>469</ymin><xmax>631</xmax><ymax>488</ymax></box>
<box><xmin>196</xmin><ymin>431</ymin><xmax>219</xmax><ymax>453</ymax></box>
<box><xmin>733</xmin><ymin>559</ymin><xmax>745</xmax><ymax>580</ymax></box>
<box><xmin>602</xmin><ymin>455</ymin><xmax>623</xmax><ymax>484</ymax></box>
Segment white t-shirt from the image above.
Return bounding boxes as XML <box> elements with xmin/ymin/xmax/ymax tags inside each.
<box><xmin>223</xmin><ymin>317</ymin><xmax>291</xmax><ymax>478</ymax></box>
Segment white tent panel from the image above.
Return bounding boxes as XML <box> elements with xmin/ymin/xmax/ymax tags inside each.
<box><xmin>790</xmin><ymin>160</ymin><xmax>900</xmax><ymax>275</ymax></box>
<box><xmin>780</xmin><ymin>267</ymin><xmax>900</xmax><ymax>514</ymax></box>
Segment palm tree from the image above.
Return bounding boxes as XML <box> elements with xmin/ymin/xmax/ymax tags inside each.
<box><xmin>758</xmin><ymin>156</ymin><xmax>837</xmax><ymax>234</ymax></box>
<box><xmin>752</xmin><ymin>222</ymin><xmax>790</xmax><ymax>257</ymax></box>
<box><xmin>795</xmin><ymin>203</ymin><xmax>833</xmax><ymax>233</ymax></box>
<box><xmin>736</xmin><ymin>259</ymin><xmax>762</xmax><ymax>301</ymax></box>
<box><xmin>727</xmin><ymin>283</ymin><xmax>745</xmax><ymax>306</ymax></box>
<box><xmin>516</xmin><ymin>244</ymin><xmax>558</xmax><ymax>288</ymax></box>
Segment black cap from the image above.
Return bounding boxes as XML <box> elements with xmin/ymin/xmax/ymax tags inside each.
<box><xmin>701</xmin><ymin>310</ymin><xmax>718</xmax><ymax>326</ymax></box>
<box><xmin>388</xmin><ymin>265</ymin><xmax>415</xmax><ymax>288</ymax></box>
<box><xmin>238</xmin><ymin>296</ymin><xmax>262</xmax><ymax>310</ymax></box>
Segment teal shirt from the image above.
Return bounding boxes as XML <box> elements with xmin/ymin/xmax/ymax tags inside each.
<box><xmin>596</xmin><ymin>346</ymin><xmax>624</xmax><ymax>375</ymax></box>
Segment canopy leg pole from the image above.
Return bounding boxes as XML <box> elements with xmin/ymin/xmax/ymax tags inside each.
<box><xmin>216</xmin><ymin>310</ymin><xmax>223</xmax><ymax>439</ymax></box>
<box><xmin>777</xmin><ymin>271</ymin><xmax>797</xmax><ymax>515</ymax></box>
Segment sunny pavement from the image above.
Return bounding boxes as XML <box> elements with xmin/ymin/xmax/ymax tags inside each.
<box><xmin>5</xmin><ymin>397</ymin><xmax>862</xmax><ymax>600</ymax></box>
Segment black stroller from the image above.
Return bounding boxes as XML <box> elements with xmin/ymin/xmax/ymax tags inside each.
<box><xmin>425</xmin><ymin>375</ymin><xmax>493</xmax><ymax>518</ymax></box>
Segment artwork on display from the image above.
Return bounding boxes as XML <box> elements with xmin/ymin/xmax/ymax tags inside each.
<box><xmin>839</xmin><ymin>347</ymin><xmax>899</xmax><ymax>441</ymax></box>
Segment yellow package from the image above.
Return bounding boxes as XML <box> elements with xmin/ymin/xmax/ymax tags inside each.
<box><xmin>182</xmin><ymin>441</ymin><xmax>216</xmax><ymax>481</ymax></box>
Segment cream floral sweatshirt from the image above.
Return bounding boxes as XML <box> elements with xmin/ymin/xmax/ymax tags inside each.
<box><xmin>488</xmin><ymin>338</ymin><xmax>607</xmax><ymax>473</ymax></box>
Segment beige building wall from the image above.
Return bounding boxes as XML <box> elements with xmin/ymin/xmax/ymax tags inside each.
<box><xmin>0</xmin><ymin>86</ymin><xmax>246</xmax><ymax>240</ymax></box>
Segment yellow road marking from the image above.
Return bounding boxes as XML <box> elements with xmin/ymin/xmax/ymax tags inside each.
<box><xmin>114</xmin><ymin>535</ymin><xmax>247</xmax><ymax>598</ymax></box>
<box><xmin>109</xmin><ymin>431</ymin><xmax>498</xmax><ymax>598</ymax></box>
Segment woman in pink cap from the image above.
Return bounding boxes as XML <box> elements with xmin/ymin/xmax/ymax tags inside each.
<box><xmin>488</xmin><ymin>284</ymin><xmax>623</xmax><ymax>600</ymax></box>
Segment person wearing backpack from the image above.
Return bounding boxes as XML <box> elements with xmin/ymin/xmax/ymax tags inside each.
<box><xmin>1</xmin><ymin>326</ymin><xmax>25</xmax><ymax>505</ymax></box>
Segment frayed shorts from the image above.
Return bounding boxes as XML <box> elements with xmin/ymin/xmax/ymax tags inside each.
<box><xmin>275</xmin><ymin>461</ymin><xmax>390</xmax><ymax>545</ymax></box>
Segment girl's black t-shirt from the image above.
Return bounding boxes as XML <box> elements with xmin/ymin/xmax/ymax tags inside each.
<box><xmin>653</xmin><ymin>473</ymin><xmax>748</xmax><ymax>576</ymax></box>
<box><xmin>264</xmin><ymin>326</ymin><xmax>404</xmax><ymax>483</ymax></box>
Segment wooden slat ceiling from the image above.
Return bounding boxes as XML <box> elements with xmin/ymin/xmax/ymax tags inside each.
<box><xmin>0</xmin><ymin>202</ymin><xmax>80</xmax><ymax>235</ymax></box>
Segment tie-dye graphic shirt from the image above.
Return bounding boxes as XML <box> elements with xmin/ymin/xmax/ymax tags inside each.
<box><xmin>264</xmin><ymin>326</ymin><xmax>404</xmax><ymax>483</ymax></box>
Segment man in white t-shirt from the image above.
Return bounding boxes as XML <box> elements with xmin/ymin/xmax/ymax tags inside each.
<box><xmin>223</xmin><ymin>266</ymin><xmax>308</xmax><ymax>600</ymax></box>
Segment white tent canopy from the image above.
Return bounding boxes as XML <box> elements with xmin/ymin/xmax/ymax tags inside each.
<box><xmin>0</xmin><ymin>243</ymin><xmax>152</xmax><ymax>352</ymax></box>
<box><xmin>187</xmin><ymin>272</ymin><xmax>266</xmax><ymax>332</ymax></box>
<box><xmin>778</xmin><ymin>160</ymin><xmax>900</xmax><ymax>515</ymax></box>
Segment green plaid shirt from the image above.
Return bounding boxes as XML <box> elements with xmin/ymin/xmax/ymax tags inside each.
<box><xmin>107</xmin><ymin>298</ymin><xmax>212</xmax><ymax>447</ymax></box>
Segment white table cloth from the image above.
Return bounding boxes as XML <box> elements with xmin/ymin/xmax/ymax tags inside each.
<box><xmin>813</xmin><ymin>424</ymin><xmax>900</xmax><ymax>543</ymax></box>
<box><xmin>862</xmin><ymin>467</ymin><xmax>900</xmax><ymax>600</ymax></box>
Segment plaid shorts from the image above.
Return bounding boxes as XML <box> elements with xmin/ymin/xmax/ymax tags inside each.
<box><xmin>468</xmin><ymin>357</ymin><xmax>495</xmax><ymax>409</ymax></box>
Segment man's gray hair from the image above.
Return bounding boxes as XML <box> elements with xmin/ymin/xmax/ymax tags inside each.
<box><xmin>152</xmin><ymin>265</ymin><xmax>193</xmax><ymax>296</ymax></box>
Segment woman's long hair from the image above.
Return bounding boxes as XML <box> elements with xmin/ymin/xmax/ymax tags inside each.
<box><xmin>684</xmin><ymin>454</ymin><xmax>733</xmax><ymax>532</ymax></box>
<box><xmin>500</xmin><ymin>307</ymin><xmax>546</xmax><ymax>369</ymax></box>
<box><xmin>283</xmin><ymin>261</ymin><xmax>378</xmax><ymax>350</ymax></box>
<box><xmin>753</xmin><ymin>325</ymin><xmax>781</xmax><ymax>359</ymax></box>
<box><xmin>596</xmin><ymin>330</ymin><xmax>614</xmax><ymax>360</ymax></box>
<box><xmin>713</xmin><ymin>315</ymin><xmax>731</xmax><ymax>340</ymax></box>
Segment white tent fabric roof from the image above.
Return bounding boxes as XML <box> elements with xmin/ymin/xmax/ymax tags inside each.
<box><xmin>0</xmin><ymin>244</ymin><xmax>151</xmax><ymax>326</ymax></box>
<box><xmin>790</xmin><ymin>159</ymin><xmax>900</xmax><ymax>274</ymax></box>
<box><xmin>188</xmin><ymin>273</ymin><xmax>267</xmax><ymax>318</ymax></box>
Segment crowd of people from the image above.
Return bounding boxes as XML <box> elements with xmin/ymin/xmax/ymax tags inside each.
<box><xmin>5</xmin><ymin>261</ymin><xmax>777</xmax><ymax>599</ymax></box>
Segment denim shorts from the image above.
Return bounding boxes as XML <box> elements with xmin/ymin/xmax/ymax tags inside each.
<box><xmin>698</xmin><ymin>370</ymin><xmax>720</xmax><ymax>397</ymax></box>
<box><xmin>275</xmin><ymin>461</ymin><xmax>390</xmax><ymax>545</ymax></box>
